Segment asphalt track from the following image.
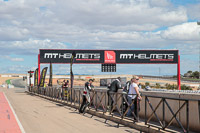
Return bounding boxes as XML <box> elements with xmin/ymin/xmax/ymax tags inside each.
<box><xmin>0</xmin><ymin>87</ymin><xmax>140</xmax><ymax>133</ymax></box>
<box><xmin>11</xmin><ymin>79</ymin><xmax>26</xmax><ymax>88</ymax></box>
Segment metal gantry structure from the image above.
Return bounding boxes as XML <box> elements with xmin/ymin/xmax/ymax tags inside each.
<box><xmin>37</xmin><ymin>49</ymin><xmax>181</xmax><ymax>90</ymax></box>
<box><xmin>197</xmin><ymin>21</ymin><xmax>200</xmax><ymax>89</ymax></box>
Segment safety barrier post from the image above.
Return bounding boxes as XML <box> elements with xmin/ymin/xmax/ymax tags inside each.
<box><xmin>162</xmin><ymin>98</ymin><xmax>165</xmax><ymax>129</ymax></box>
<box><xmin>186</xmin><ymin>100</ymin><xmax>189</xmax><ymax>133</ymax></box>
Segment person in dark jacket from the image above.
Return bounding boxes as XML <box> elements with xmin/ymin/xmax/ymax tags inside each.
<box><xmin>107</xmin><ymin>77</ymin><xmax>122</xmax><ymax>111</ymax></box>
<box><xmin>109</xmin><ymin>77</ymin><xmax>122</xmax><ymax>92</ymax></box>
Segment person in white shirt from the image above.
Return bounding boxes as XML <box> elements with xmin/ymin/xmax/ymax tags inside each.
<box><xmin>126</xmin><ymin>76</ymin><xmax>142</xmax><ymax>117</ymax></box>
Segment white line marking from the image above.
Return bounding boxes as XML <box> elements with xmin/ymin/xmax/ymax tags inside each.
<box><xmin>3</xmin><ymin>92</ymin><xmax>26</xmax><ymax>133</ymax></box>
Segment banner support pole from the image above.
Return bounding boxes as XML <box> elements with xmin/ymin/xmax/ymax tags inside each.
<box><xmin>177</xmin><ymin>55</ymin><xmax>181</xmax><ymax>90</ymax></box>
<box><xmin>38</xmin><ymin>54</ymin><xmax>40</xmax><ymax>85</ymax></box>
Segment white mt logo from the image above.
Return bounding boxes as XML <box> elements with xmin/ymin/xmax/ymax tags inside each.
<box><xmin>107</xmin><ymin>53</ymin><xmax>114</xmax><ymax>59</ymax></box>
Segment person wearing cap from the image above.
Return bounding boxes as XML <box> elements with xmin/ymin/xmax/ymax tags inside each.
<box><xmin>108</xmin><ymin>77</ymin><xmax>123</xmax><ymax>111</ymax></box>
<box><xmin>126</xmin><ymin>75</ymin><xmax>142</xmax><ymax>118</ymax></box>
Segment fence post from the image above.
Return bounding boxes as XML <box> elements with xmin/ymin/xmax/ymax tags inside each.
<box><xmin>96</xmin><ymin>91</ymin><xmax>97</xmax><ymax>111</ymax></box>
<box><xmin>186</xmin><ymin>100</ymin><xmax>189</xmax><ymax>133</ymax></box>
<box><xmin>162</xmin><ymin>98</ymin><xmax>165</xmax><ymax>129</ymax></box>
<box><xmin>70</xmin><ymin>88</ymin><xmax>72</xmax><ymax>105</ymax></box>
<box><xmin>121</xmin><ymin>93</ymin><xmax>124</xmax><ymax>118</ymax></box>
<box><xmin>145</xmin><ymin>96</ymin><xmax>147</xmax><ymax>125</ymax></box>
<box><xmin>79</xmin><ymin>89</ymin><xmax>81</xmax><ymax>108</ymax></box>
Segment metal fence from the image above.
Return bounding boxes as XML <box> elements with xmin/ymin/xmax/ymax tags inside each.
<box><xmin>144</xmin><ymin>95</ymin><xmax>189</xmax><ymax>133</ymax></box>
<box><xmin>28</xmin><ymin>86</ymin><xmax>195</xmax><ymax>133</ymax></box>
<box><xmin>28</xmin><ymin>86</ymin><xmax>139</xmax><ymax>122</ymax></box>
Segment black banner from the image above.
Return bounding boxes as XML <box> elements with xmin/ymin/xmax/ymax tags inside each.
<box><xmin>48</xmin><ymin>62</ymin><xmax>52</xmax><ymax>86</ymax></box>
<box><xmin>39</xmin><ymin>67</ymin><xmax>48</xmax><ymax>87</ymax></box>
<box><xmin>34</xmin><ymin>68</ymin><xmax>38</xmax><ymax>86</ymax></box>
<box><xmin>40</xmin><ymin>49</ymin><xmax>178</xmax><ymax>64</ymax></box>
<box><xmin>116</xmin><ymin>50</ymin><xmax>178</xmax><ymax>64</ymax></box>
<box><xmin>40</xmin><ymin>49</ymin><xmax>104</xmax><ymax>64</ymax></box>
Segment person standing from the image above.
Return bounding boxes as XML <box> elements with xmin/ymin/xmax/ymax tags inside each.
<box><xmin>60</xmin><ymin>80</ymin><xmax>66</xmax><ymax>99</ymax></box>
<box><xmin>55</xmin><ymin>80</ymin><xmax>60</xmax><ymax>98</ymax></box>
<box><xmin>126</xmin><ymin>76</ymin><xmax>142</xmax><ymax>118</ymax></box>
<box><xmin>108</xmin><ymin>77</ymin><xmax>123</xmax><ymax>111</ymax></box>
<box><xmin>122</xmin><ymin>80</ymin><xmax>132</xmax><ymax>113</ymax></box>
<box><xmin>63</xmin><ymin>80</ymin><xmax>69</xmax><ymax>100</ymax></box>
<box><xmin>43</xmin><ymin>81</ymin><xmax>48</xmax><ymax>95</ymax></box>
<box><xmin>79</xmin><ymin>79</ymin><xmax>94</xmax><ymax>113</ymax></box>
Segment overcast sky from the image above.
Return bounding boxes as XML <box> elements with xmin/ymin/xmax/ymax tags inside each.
<box><xmin>0</xmin><ymin>0</ymin><xmax>200</xmax><ymax>76</ymax></box>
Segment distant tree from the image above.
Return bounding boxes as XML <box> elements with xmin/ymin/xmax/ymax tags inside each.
<box><xmin>184</xmin><ymin>73</ymin><xmax>191</xmax><ymax>77</ymax></box>
<box><xmin>145</xmin><ymin>82</ymin><xmax>150</xmax><ymax>86</ymax></box>
<box><xmin>192</xmin><ymin>71</ymin><xmax>199</xmax><ymax>79</ymax></box>
<box><xmin>181</xmin><ymin>84</ymin><xmax>192</xmax><ymax>90</ymax></box>
<box><xmin>165</xmin><ymin>83</ymin><xmax>169</xmax><ymax>87</ymax></box>
<box><xmin>165</xmin><ymin>83</ymin><xmax>177</xmax><ymax>90</ymax></box>
<box><xmin>187</xmin><ymin>70</ymin><xmax>193</xmax><ymax>73</ymax></box>
<box><xmin>173</xmin><ymin>75</ymin><xmax>177</xmax><ymax>78</ymax></box>
<box><xmin>155</xmin><ymin>83</ymin><xmax>161</xmax><ymax>88</ymax></box>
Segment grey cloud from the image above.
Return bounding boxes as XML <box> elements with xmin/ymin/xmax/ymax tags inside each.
<box><xmin>2</xmin><ymin>56</ymin><xmax>24</xmax><ymax>62</ymax></box>
<box><xmin>0</xmin><ymin>0</ymin><xmax>189</xmax><ymax>45</ymax></box>
<box><xmin>0</xmin><ymin>27</ymin><xmax>29</xmax><ymax>41</ymax></box>
<box><xmin>0</xmin><ymin>39</ymin><xmax>68</xmax><ymax>55</ymax></box>
<box><xmin>51</xmin><ymin>0</ymin><xmax>187</xmax><ymax>27</ymax></box>
<box><xmin>149</xmin><ymin>0</ymin><xmax>171</xmax><ymax>7</ymax></box>
<box><xmin>160</xmin><ymin>22</ymin><xmax>200</xmax><ymax>41</ymax></box>
<box><xmin>1</xmin><ymin>0</ymin><xmax>188</xmax><ymax>32</ymax></box>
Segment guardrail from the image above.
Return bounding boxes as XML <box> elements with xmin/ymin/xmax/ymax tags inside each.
<box><xmin>28</xmin><ymin>86</ymin><xmax>198</xmax><ymax>133</ymax></box>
